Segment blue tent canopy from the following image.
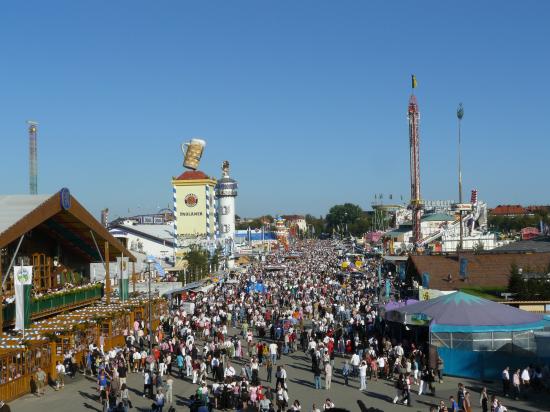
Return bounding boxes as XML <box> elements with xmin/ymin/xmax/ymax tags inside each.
<box><xmin>387</xmin><ymin>291</ymin><xmax>544</xmax><ymax>333</ymax></box>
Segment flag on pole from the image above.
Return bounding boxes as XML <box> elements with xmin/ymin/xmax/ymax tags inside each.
<box><xmin>14</xmin><ymin>266</ymin><xmax>32</xmax><ymax>330</ymax></box>
<box><xmin>411</xmin><ymin>74</ymin><xmax>417</xmax><ymax>89</ymax></box>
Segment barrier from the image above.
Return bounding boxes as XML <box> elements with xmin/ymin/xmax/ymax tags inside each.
<box><xmin>2</xmin><ymin>285</ymin><xmax>103</xmax><ymax>326</ymax></box>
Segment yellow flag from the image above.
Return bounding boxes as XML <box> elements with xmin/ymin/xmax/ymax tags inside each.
<box><xmin>412</xmin><ymin>74</ymin><xmax>417</xmax><ymax>88</ymax></box>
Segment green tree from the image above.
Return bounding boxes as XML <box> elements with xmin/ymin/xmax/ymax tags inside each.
<box><xmin>209</xmin><ymin>246</ymin><xmax>223</xmax><ymax>272</ymax></box>
<box><xmin>348</xmin><ymin>216</ymin><xmax>372</xmax><ymax>237</ymax></box>
<box><xmin>325</xmin><ymin>203</ymin><xmax>364</xmax><ymax>234</ymax></box>
<box><xmin>185</xmin><ymin>245</ymin><xmax>209</xmax><ymax>282</ymax></box>
<box><xmin>305</xmin><ymin>214</ymin><xmax>326</xmax><ymax>238</ymax></box>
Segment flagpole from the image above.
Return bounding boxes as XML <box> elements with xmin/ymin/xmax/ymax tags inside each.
<box><xmin>21</xmin><ymin>260</ymin><xmax>24</xmax><ymax>339</ymax></box>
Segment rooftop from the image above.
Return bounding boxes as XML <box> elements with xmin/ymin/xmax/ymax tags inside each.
<box><xmin>174</xmin><ymin>170</ymin><xmax>212</xmax><ymax>181</ymax></box>
<box><xmin>409</xmin><ymin>251</ymin><xmax>550</xmax><ymax>291</ymax></box>
<box><xmin>0</xmin><ymin>194</ymin><xmax>51</xmax><ymax>235</ymax></box>
<box><xmin>0</xmin><ymin>190</ymin><xmax>134</xmax><ymax>261</ymax></box>
<box><xmin>110</xmin><ymin>222</ymin><xmax>175</xmax><ymax>242</ymax></box>
<box><xmin>492</xmin><ymin>236</ymin><xmax>550</xmax><ymax>253</ymax></box>
<box><xmin>490</xmin><ymin>205</ymin><xmax>530</xmax><ymax>216</ymax></box>
<box><xmin>422</xmin><ymin>213</ymin><xmax>455</xmax><ymax>222</ymax></box>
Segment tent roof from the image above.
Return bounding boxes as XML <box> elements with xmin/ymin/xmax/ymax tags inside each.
<box><xmin>389</xmin><ymin>291</ymin><xmax>543</xmax><ymax>329</ymax></box>
<box><xmin>0</xmin><ymin>189</ymin><xmax>135</xmax><ymax>262</ymax></box>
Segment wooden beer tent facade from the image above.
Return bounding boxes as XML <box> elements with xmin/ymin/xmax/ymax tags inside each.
<box><xmin>0</xmin><ymin>189</ymin><xmax>136</xmax><ymax>318</ymax></box>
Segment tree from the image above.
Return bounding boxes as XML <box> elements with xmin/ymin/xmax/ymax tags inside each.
<box><xmin>185</xmin><ymin>245</ymin><xmax>209</xmax><ymax>282</ymax></box>
<box><xmin>325</xmin><ymin>203</ymin><xmax>364</xmax><ymax>235</ymax></box>
<box><xmin>508</xmin><ymin>263</ymin><xmax>550</xmax><ymax>300</ymax></box>
<box><xmin>305</xmin><ymin>214</ymin><xmax>326</xmax><ymax>238</ymax></box>
<box><xmin>209</xmin><ymin>246</ymin><xmax>223</xmax><ymax>272</ymax></box>
<box><xmin>348</xmin><ymin>217</ymin><xmax>372</xmax><ymax>237</ymax></box>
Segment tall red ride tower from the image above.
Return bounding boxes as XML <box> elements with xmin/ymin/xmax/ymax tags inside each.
<box><xmin>408</xmin><ymin>80</ymin><xmax>422</xmax><ymax>247</ymax></box>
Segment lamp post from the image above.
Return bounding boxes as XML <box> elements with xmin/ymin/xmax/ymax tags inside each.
<box><xmin>145</xmin><ymin>256</ymin><xmax>156</xmax><ymax>354</ymax></box>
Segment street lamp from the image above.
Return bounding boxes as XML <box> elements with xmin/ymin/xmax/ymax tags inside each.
<box><xmin>144</xmin><ymin>256</ymin><xmax>156</xmax><ymax>354</ymax></box>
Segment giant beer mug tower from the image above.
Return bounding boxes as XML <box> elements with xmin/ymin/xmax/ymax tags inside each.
<box><xmin>215</xmin><ymin>161</ymin><xmax>238</xmax><ymax>251</ymax></box>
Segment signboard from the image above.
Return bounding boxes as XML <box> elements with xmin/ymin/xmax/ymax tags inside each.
<box><xmin>419</xmin><ymin>287</ymin><xmax>454</xmax><ymax>301</ymax></box>
<box><xmin>406</xmin><ymin>312</ymin><xmax>431</xmax><ymax>326</ymax></box>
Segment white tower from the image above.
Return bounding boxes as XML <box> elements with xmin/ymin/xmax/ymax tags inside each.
<box><xmin>215</xmin><ymin>161</ymin><xmax>238</xmax><ymax>247</ymax></box>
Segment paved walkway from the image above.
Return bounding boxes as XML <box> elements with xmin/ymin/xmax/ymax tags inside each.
<box><xmin>10</xmin><ymin>349</ymin><xmax>549</xmax><ymax>412</ymax></box>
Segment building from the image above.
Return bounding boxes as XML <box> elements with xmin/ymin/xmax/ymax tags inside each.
<box><xmin>0</xmin><ymin>188</ymin><xmax>134</xmax><ymax>324</ymax></box>
<box><xmin>281</xmin><ymin>215</ymin><xmax>307</xmax><ymax>232</ymax></box>
<box><xmin>172</xmin><ymin>170</ymin><xmax>217</xmax><ymax>246</ymax></box>
<box><xmin>0</xmin><ymin>189</ymin><xmax>133</xmax><ymax>289</ymax></box>
<box><xmin>407</xmin><ymin>251</ymin><xmax>550</xmax><ymax>291</ymax></box>
<box><xmin>383</xmin><ymin>198</ymin><xmax>497</xmax><ymax>253</ymax></box>
<box><xmin>109</xmin><ymin>220</ymin><xmax>175</xmax><ymax>264</ymax></box>
<box><xmin>490</xmin><ymin>205</ymin><xmax>533</xmax><ymax>217</ymax></box>
<box><xmin>215</xmin><ymin>161</ymin><xmax>238</xmax><ymax>245</ymax></box>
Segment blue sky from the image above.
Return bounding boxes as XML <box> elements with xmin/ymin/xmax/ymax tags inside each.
<box><xmin>1</xmin><ymin>1</ymin><xmax>549</xmax><ymax>220</ymax></box>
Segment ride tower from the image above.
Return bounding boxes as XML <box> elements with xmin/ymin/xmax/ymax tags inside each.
<box><xmin>408</xmin><ymin>76</ymin><xmax>422</xmax><ymax>247</ymax></box>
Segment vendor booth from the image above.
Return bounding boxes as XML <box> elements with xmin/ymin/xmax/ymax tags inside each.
<box><xmin>386</xmin><ymin>291</ymin><xmax>549</xmax><ymax>380</ymax></box>
<box><xmin>0</xmin><ymin>336</ymin><xmax>51</xmax><ymax>401</ymax></box>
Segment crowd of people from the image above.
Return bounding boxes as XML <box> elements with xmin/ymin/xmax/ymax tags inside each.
<box><xmin>44</xmin><ymin>239</ymin><xmax>548</xmax><ymax>411</ymax></box>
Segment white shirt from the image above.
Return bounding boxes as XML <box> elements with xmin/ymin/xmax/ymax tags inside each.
<box><xmin>269</xmin><ymin>343</ymin><xmax>278</xmax><ymax>355</ymax></box>
<box><xmin>359</xmin><ymin>364</ymin><xmax>368</xmax><ymax>377</ymax></box>
<box><xmin>521</xmin><ymin>369</ymin><xmax>530</xmax><ymax>382</ymax></box>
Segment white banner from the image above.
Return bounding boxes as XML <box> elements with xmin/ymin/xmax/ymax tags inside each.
<box><xmin>15</xmin><ymin>284</ymin><xmax>25</xmax><ymax>330</ymax></box>
<box><xmin>14</xmin><ymin>266</ymin><xmax>33</xmax><ymax>285</ymax></box>
<box><xmin>14</xmin><ymin>266</ymin><xmax>32</xmax><ymax>330</ymax></box>
<box><xmin>117</xmin><ymin>257</ymin><xmax>130</xmax><ymax>279</ymax></box>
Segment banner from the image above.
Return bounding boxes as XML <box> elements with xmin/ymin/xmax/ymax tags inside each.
<box><xmin>459</xmin><ymin>257</ymin><xmax>468</xmax><ymax>280</ymax></box>
<box><xmin>14</xmin><ymin>266</ymin><xmax>32</xmax><ymax>330</ymax></box>
<box><xmin>14</xmin><ymin>266</ymin><xmax>32</xmax><ymax>285</ymax></box>
<box><xmin>117</xmin><ymin>257</ymin><xmax>130</xmax><ymax>301</ymax></box>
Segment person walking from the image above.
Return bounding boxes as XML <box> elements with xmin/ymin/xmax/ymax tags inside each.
<box><xmin>266</xmin><ymin>357</ymin><xmax>273</xmax><ymax>383</ymax></box>
<box><xmin>55</xmin><ymin>361</ymin><xmax>65</xmax><ymax>390</ymax></box>
<box><xmin>324</xmin><ymin>362</ymin><xmax>332</xmax><ymax>390</ymax></box>
<box><xmin>342</xmin><ymin>361</ymin><xmax>351</xmax><ymax>386</ymax></box>
<box><xmin>402</xmin><ymin>374</ymin><xmax>412</xmax><ymax>407</ymax></box>
<box><xmin>359</xmin><ymin>360</ymin><xmax>368</xmax><ymax>391</ymax></box>
<box><xmin>313</xmin><ymin>361</ymin><xmax>322</xmax><ymax>390</ymax></box>
<box><xmin>165</xmin><ymin>376</ymin><xmax>174</xmax><ymax>405</ymax></box>
<box><xmin>480</xmin><ymin>387</ymin><xmax>488</xmax><ymax>412</ymax></box>
<box><xmin>121</xmin><ymin>383</ymin><xmax>131</xmax><ymax>412</ymax></box>
<box><xmin>463</xmin><ymin>391</ymin><xmax>473</xmax><ymax>412</ymax></box>
<box><xmin>512</xmin><ymin>369</ymin><xmax>521</xmax><ymax>400</ymax></box>
<box><xmin>457</xmin><ymin>383</ymin><xmax>466</xmax><ymax>411</ymax></box>
<box><xmin>436</xmin><ymin>355</ymin><xmax>444</xmax><ymax>383</ymax></box>
<box><xmin>143</xmin><ymin>370</ymin><xmax>152</xmax><ymax>398</ymax></box>
<box><xmin>35</xmin><ymin>367</ymin><xmax>47</xmax><ymax>396</ymax></box>
<box><xmin>501</xmin><ymin>366</ymin><xmax>510</xmax><ymax>397</ymax></box>
<box><xmin>275</xmin><ymin>383</ymin><xmax>289</xmax><ymax>412</ymax></box>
